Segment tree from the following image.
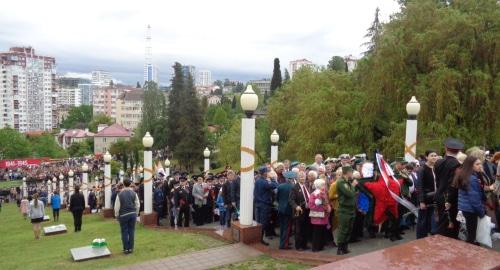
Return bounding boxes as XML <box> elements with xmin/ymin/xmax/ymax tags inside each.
<box><xmin>136</xmin><ymin>81</ymin><xmax>142</xmax><ymax>88</ymax></box>
<box><xmin>60</xmin><ymin>105</ymin><xmax>93</xmax><ymax>129</ymax></box>
<box><xmin>327</xmin><ymin>56</ymin><xmax>346</xmax><ymax>72</ymax></box>
<box><xmin>231</xmin><ymin>96</ymin><xmax>237</xmax><ymax>109</ymax></box>
<box><xmin>0</xmin><ymin>128</ymin><xmax>31</xmax><ymax>159</ymax></box>
<box><xmin>67</xmin><ymin>140</ymin><xmax>93</xmax><ymax>157</ymax></box>
<box><xmin>109</xmin><ymin>140</ymin><xmax>131</xmax><ymax>172</ymax></box>
<box><xmin>167</xmin><ymin>63</ymin><xmax>207</xmax><ymax>170</ymax></box>
<box><xmin>363</xmin><ymin>7</ymin><xmax>382</xmax><ymax>55</ymax></box>
<box><xmin>283</xmin><ymin>69</ymin><xmax>291</xmax><ymax>84</ymax></box>
<box><xmin>233</xmin><ymin>82</ymin><xmax>244</xmax><ymax>93</ymax></box>
<box><xmin>212</xmin><ymin>107</ymin><xmax>229</xmax><ymax>127</ymax></box>
<box><xmin>30</xmin><ymin>134</ymin><xmax>68</xmax><ymax>158</ymax></box>
<box><xmin>88</xmin><ymin>114</ymin><xmax>114</xmax><ymax>133</ymax></box>
<box><xmin>270</xmin><ymin>58</ymin><xmax>282</xmax><ymax>95</ymax></box>
<box><xmin>140</xmin><ymin>81</ymin><xmax>168</xmax><ymax>149</ymax></box>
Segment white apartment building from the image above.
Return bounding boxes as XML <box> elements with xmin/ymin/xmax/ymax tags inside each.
<box><xmin>92</xmin><ymin>86</ymin><xmax>131</xmax><ymax>119</ymax></box>
<box><xmin>116</xmin><ymin>89</ymin><xmax>143</xmax><ymax>130</ymax></box>
<box><xmin>289</xmin><ymin>59</ymin><xmax>315</xmax><ymax>78</ymax></box>
<box><xmin>57</xmin><ymin>88</ymin><xmax>82</xmax><ymax>107</ymax></box>
<box><xmin>0</xmin><ymin>47</ymin><xmax>57</xmax><ymax>132</ymax></box>
<box><xmin>91</xmin><ymin>70</ymin><xmax>112</xmax><ymax>87</ymax></box>
<box><xmin>197</xmin><ymin>70</ymin><xmax>212</xmax><ymax>86</ymax></box>
<box><xmin>78</xmin><ymin>83</ymin><xmax>95</xmax><ymax>105</ymax></box>
<box><xmin>344</xmin><ymin>55</ymin><xmax>359</xmax><ymax>72</ymax></box>
<box><xmin>248</xmin><ymin>79</ymin><xmax>271</xmax><ymax>95</ymax></box>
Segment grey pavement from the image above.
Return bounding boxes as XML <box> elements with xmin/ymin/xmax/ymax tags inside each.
<box><xmin>113</xmin><ymin>243</ymin><xmax>262</xmax><ymax>270</ymax></box>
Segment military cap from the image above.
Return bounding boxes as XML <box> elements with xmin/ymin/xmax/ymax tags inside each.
<box><xmin>444</xmin><ymin>138</ymin><xmax>464</xmax><ymax>150</ymax></box>
<box><xmin>258</xmin><ymin>166</ymin><xmax>270</xmax><ymax>174</ymax></box>
<box><xmin>283</xmin><ymin>171</ymin><xmax>297</xmax><ymax>179</ymax></box>
<box><xmin>179</xmin><ymin>176</ymin><xmax>188</xmax><ymax>182</ymax></box>
<box><xmin>339</xmin><ymin>154</ymin><xmax>351</xmax><ymax>160</ymax></box>
<box><xmin>290</xmin><ymin>161</ymin><xmax>300</xmax><ymax>168</ymax></box>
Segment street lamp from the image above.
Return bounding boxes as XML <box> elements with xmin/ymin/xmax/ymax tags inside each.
<box><xmin>58</xmin><ymin>173</ymin><xmax>65</xmax><ymax>207</ymax></box>
<box><xmin>404</xmin><ymin>96</ymin><xmax>421</xmax><ymax>162</ymax></box>
<box><xmin>47</xmin><ymin>179</ymin><xmax>52</xmax><ymax>205</ymax></box>
<box><xmin>142</xmin><ymin>132</ymin><xmax>154</xmax><ymax>220</ymax></box>
<box><xmin>22</xmin><ymin>177</ymin><xmax>27</xmax><ymax>198</ymax></box>
<box><xmin>103</xmin><ymin>151</ymin><xmax>112</xmax><ymax>216</ymax></box>
<box><xmin>68</xmin><ymin>169</ymin><xmax>74</xmax><ymax>197</ymax></box>
<box><xmin>203</xmin><ymin>147</ymin><xmax>210</xmax><ymax>174</ymax></box>
<box><xmin>164</xmin><ymin>158</ymin><xmax>170</xmax><ymax>177</ymax></box>
<box><xmin>239</xmin><ymin>85</ymin><xmax>258</xmax><ymax>226</ymax></box>
<box><xmin>82</xmin><ymin>163</ymin><xmax>89</xmax><ymax>210</ymax></box>
<box><xmin>270</xmin><ymin>130</ymin><xmax>279</xmax><ymax>167</ymax></box>
<box><xmin>119</xmin><ymin>170</ymin><xmax>124</xmax><ymax>183</ymax></box>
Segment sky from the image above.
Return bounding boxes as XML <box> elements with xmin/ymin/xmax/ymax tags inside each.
<box><xmin>0</xmin><ymin>0</ymin><xmax>401</xmax><ymax>85</ymax></box>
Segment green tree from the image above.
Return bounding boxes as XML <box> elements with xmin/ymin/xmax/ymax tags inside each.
<box><xmin>140</xmin><ymin>81</ymin><xmax>168</xmax><ymax>149</ymax></box>
<box><xmin>283</xmin><ymin>69</ymin><xmax>291</xmax><ymax>84</ymax></box>
<box><xmin>233</xmin><ymin>82</ymin><xmax>244</xmax><ymax>93</ymax></box>
<box><xmin>109</xmin><ymin>140</ymin><xmax>131</xmax><ymax>172</ymax></box>
<box><xmin>0</xmin><ymin>128</ymin><xmax>31</xmax><ymax>159</ymax></box>
<box><xmin>30</xmin><ymin>134</ymin><xmax>68</xmax><ymax>158</ymax></box>
<box><xmin>67</xmin><ymin>140</ymin><xmax>93</xmax><ymax>157</ymax></box>
<box><xmin>60</xmin><ymin>105</ymin><xmax>93</xmax><ymax>129</ymax></box>
<box><xmin>88</xmin><ymin>114</ymin><xmax>114</xmax><ymax>133</ymax></box>
<box><xmin>212</xmin><ymin>107</ymin><xmax>229</xmax><ymax>127</ymax></box>
<box><xmin>168</xmin><ymin>63</ymin><xmax>207</xmax><ymax>170</ymax></box>
<box><xmin>270</xmin><ymin>58</ymin><xmax>282</xmax><ymax>95</ymax></box>
<box><xmin>327</xmin><ymin>56</ymin><xmax>346</xmax><ymax>72</ymax></box>
<box><xmin>136</xmin><ymin>81</ymin><xmax>142</xmax><ymax>88</ymax></box>
<box><xmin>363</xmin><ymin>7</ymin><xmax>382</xmax><ymax>55</ymax></box>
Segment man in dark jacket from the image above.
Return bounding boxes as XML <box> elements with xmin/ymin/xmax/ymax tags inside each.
<box><xmin>69</xmin><ymin>185</ymin><xmax>85</xmax><ymax>232</ymax></box>
<box><xmin>254</xmin><ymin>166</ymin><xmax>278</xmax><ymax>245</ymax></box>
<box><xmin>288</xmin><ymin>171</ymin><xmax>311</xmax><ymax>250</ymax></box>
<box><xmin>416</xmin><ymin>150</ymin><xmax>439</xmax><ymax>238</ymax></box>
<box><xmin>153</xmin><ymin>181</ymin><xmax>165</xmax><ymax>226</ymax></box>
<box><xmin>434</xmin><ymin>138</ymin><xmax>464</xmax><ymax>239</ymax></box>
<box><xmin>175</xmin><ymin>177</ymin><xmax>191</xmax><ymax>227</ymax></box>
<box><xmin>277</xmin><ymin>171</ymin><xmax>294</xmax><ymax>249</ymax></box>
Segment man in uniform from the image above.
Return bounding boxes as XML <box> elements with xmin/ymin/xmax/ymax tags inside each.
<box><xmin>277</xmin><ymin>171</ymin><xmax>295</xmax><ymax>249</ymax></box>
<box><xmin>336</xmin><ymin>165</ymin><xmax>358</xmax><ymax>255</ymax></box>
<box><xmin>434</xmin><ymin>138</ymin><xmax>464</xmax><ymax>239</ymax></box>
<box><xmin>175</xmin><ymin>177</ymin><xmax>191</xmax><ymax>228</ymax></box>
<box><xmin>254</xmin><ymin>166</ymin><xmax>278</xmax><ymax>245</ymax></box>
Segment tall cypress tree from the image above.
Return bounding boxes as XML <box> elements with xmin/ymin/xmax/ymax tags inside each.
<box><xmin>283</xmin><ymin>69</ymin><xmax>290</xmax><ymax>84</ymax></box>
<box><xmin>363</xmin><ymin>7</ymin><xmax>382</xmax><ymax>55</ymax></box>
<box><xmin>270</xmin><ymin>58</ymin><xmax>282</xmax><ymax>95</ymax></box>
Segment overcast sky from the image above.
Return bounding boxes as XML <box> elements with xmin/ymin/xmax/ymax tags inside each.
<box><xmin>0</xmin><ymin>0</ymin><xmax>400</xmax><ymax>85</ymax></box>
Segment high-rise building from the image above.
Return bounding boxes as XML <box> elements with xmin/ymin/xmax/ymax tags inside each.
<box><xmin>289</xmin><ymin>59</ymin><xmax>315</xmax><ymax>78</ymax></box>
<box><xmin>143</xmin><ymin>25</ymin><xmax>159</xmax><ymax>85</ymax></box>
<box><xmin>57</xmin><ymin>88</ymin><xmax>81</xmax><ymax>107</ymax></box>
<box><xmin>91</xmin><ymin>70</ymin><xmax>112</xmax><ymax>87</ymax></box>
<box><xmin>197</xmin><ymin>70</ymin><xmax>212</xmax><ymax>86</ymax></box>
<box><xmin>78</xmin><ymin>83</ymin><xmax>96</xmax><ymax>105</ymax></box>
<box><xmin>92</xmin><ymin>86</ymin><xmax>133</xmax><ymax>119</ymax></box>
<box><xmin>116</xmin><ymin>89</ymin><xmax>144</xmax><ymax>130</ymax></box>
<box><xmin>182</xmin><ymin>65</ymin><xmax>196</xmax><ymax>84</ymax></box>
<box><xmin>0</xmin><ymin>47</ymin><xmax>57</xmax><ymax>132</ymax></box>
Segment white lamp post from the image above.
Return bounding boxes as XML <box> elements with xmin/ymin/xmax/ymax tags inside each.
<box><xmin>59</xmin><ymin>173</ymin><xmax>65</xmax><ymax>207</ymax></box>
<box><xmin>270</xmin><ymin>130</ymin><xmax>279</xmax><ymax>167</ymax></box>
<box><xmin>119</xmin><ymin>169</ymin><xmax>124</xmax><ymax>183</ymax></box>
<box><xmin>164</xmin><ymin>159</ymin><xmax>170</xmax><ymax>178</ymax></box>
<box><xmin>82</xmin><ymin>163</ymin><xmax>89</xmax><ymax>209</ymax></box>
<box><xmin>239</xmin><ymin>85</ymin><xmax>259</xmax><ymax>226</ymax></box>
<box><xmin>142</xmin><ymin>132</ymin><xmax>154</xmax><ymax>215</ymax></box>
<box><xmin>22</xmin><ymin>177</ymin><xmax>27</xmax><ymax>198</ymax></box>
<box><xmin>47</xmin><ymin>179</ymin><xmax>52</xmax><ymax>204</ymax></box>
<box><xmin>203</xmin><ymin>147</ymin><xmax>210</xmax><ymax>174</ymax></box>
<box><xmin>68</xmin><ymin>169</ymin><xmax>74</xmax><ymax>197</ymax></box>
<box><xmin>404</xmin><ymin>96</ymin><xmax>421</xmax><ymax>162</ymax></box>
<box><xmin>103</xmin><ymin>151</ymin><xmax>112</xmax><ymax>210</ymax></box>
<box><xmin>52</xmin><ymin>177</ymin><xmax>57</xmax><ymax>198</ymax></box>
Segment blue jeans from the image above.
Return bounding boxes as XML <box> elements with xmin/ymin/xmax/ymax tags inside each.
<box><xmin>119</xmin><ymin>214</ymin><xmax>136</xmax><ymax>251</ymax></box>
<box><xmin>416</xmin><ymin>206</ymin><xmax>435</xmax><ymax>239</ymax></box>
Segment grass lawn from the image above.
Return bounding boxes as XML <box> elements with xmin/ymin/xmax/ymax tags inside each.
<box><xmin>0</xmin><ymin>203</ymin><xmax>224</xmax><ymax>270</ymax></box>
<box><xmin>0</xmin><ymin>180</ymin><xmax>21</xmax><ymax>189</ymax></box>
<box><xmin>212</xmin><ymin>255</ymin><xmax>309</xmax><ymax>270</ymax></box>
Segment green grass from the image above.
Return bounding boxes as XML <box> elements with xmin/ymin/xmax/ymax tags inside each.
<box><xmin>212</xmin><ymin>255</ymin><xmax>309</xmax><ymax>270</ymax></box>
<box><xmin>0</xmin><ymin>203</ymin><xmax>224</xmax><ymax>270</ymax></box>
<box><xmin>0</xmin><ymin>180</ymin><xmax>21</xmax><ymax>189</ymax></box>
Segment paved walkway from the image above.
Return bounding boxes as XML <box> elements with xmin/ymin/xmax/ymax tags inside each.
<box><xmin>114</xmin><ymin>243</ymin><xmax>262</xmax><ymax>270</ymax></box>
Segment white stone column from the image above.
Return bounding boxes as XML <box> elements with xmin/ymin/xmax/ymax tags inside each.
<box><xmin>47</xmin><ymin>180</ymin><xmax>52</xmax><ymax>204</ymax></box>
<box><xmin>82</xmin><ymin>172</ymin><xmax>88</xmax><ymax>208</ymax></box>
<box><xmin>271</xmin><ymin>145</ymin><xmax>278</xmax><ymax>166</ymax></box>
<box><xmin>239</xmin><ymin>118</ymin><xmax>256</xmax><ymax>226</ymax></box>
<box><xmin>404</xmin><ymin>96</ymin><xmax>420</xmax><ymax>162</ymax></box>
<box><xmin>104</xmin><ymin>160</ymin><xmax>111</xmax><ymax>209</ymax></box>
<box><xmin>68</xmin><ymin>173</ymin><xmax>74</xmax><ymax>198</ymax></box>
<box><xmin>144</xmin><ymin>148</ymin><xmax>153</xmax><ymax>214</ymax></box>
<box><xmin>59</xmin><ymin>177</ymin><xmax>65</xmax><ymax>205</ymax></box>
<box><xmin>22</xmin><ymin>177</ymin><xmax>27</xmax><ymax>198</ymax></box>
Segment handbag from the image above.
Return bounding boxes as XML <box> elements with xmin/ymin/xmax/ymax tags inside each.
<box><xmin>309</xmin><ymin>210</ymin><xmax>325</xmax><ymax>218</ymax></box>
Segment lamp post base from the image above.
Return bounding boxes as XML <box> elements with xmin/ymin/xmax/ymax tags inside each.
<box><xmin>231</xmin><ymin>220</ymin><xmax>262</xmax><ymax>244</ymax></box>
<box><xmin>102</xmin><ymin>208</ymin><xmax>114</xmax><ymax>218</ymax></box>
<box><xmin>83</xmin><ymin>207</ymin><xmax>91</xmax><ymax>215</ymax></box>
<box><xmin>140</xmin><ymin>212</ymin><xmax>158</xmax><ymax>226</ymax></box>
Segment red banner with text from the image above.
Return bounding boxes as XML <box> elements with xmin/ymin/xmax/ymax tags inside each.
<box><xmin>0</xmin><ymin>158</ymin><xmax>49</xmax><ymax>169</ymax></box>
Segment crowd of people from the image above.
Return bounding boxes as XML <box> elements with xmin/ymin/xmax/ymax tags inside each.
<box><xmin>1</xmin><ymin>138</ymin><xmax>499</xmax><ymax>255</ymax></box>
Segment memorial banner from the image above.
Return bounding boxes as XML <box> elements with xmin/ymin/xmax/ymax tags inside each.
<box><xmin>0</xmin><ymin>158</ymin><xmax>49</xmax><ymax>169</ymax></box>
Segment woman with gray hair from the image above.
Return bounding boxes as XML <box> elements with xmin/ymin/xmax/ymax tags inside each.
<box><xmin>308</xmin><ymin>178</ymin><xmax>330</xmax><ymax>252</ymax></box>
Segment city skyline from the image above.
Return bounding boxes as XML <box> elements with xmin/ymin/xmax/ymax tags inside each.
<box><xmin>0</xmin><ymin>0</ymin><xmax>400</xmax><ymax>85</ymax></box>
